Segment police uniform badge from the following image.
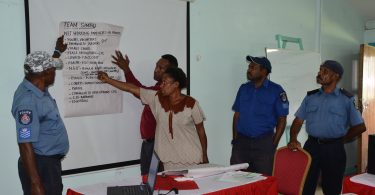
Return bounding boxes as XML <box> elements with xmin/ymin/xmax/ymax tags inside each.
<box><xmin>280</xmin><ymin>91</ymin><xmax>288</xmax><ymax>103</ymax></box>
<box><xmin>353</xmin><ymin>99</ymin><xmax>359</xmax><ymax>110</ymax></box>
<box><xmin>19</xmin><ymin>127</ymin><xmax>32</xmax><ymax>139</ymax></box>
<box><xmin>280</xmin><ymin>91</ymin><xmax>289</xmax><ymax>109</ymax></box>
<box><xmin>18</xmin><ymin>110</ymin><xmax>32</xmax><ymax>125</ymax></box>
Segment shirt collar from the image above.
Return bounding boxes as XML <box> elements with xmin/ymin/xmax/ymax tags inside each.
<box><xmin>262</xmin><ymin>79</ymin><xmax>270</xmax><ymax>88</ymax></box>
<box><xmin>22</xmin><ymin>78</ymin><xmax>48</xmax><ymax>98</ymax></box>
<box><xmin>333</xmin><ymin>87</ymin><xmax>340</xmax><ymax>96</ymax></box>
<box><xmin>319</xmin><ymin>87</ymin><xmax>340</xmax><ymax>96</ymax></box>
<box><xmin>249</xmin><ymin>78</ymin><xmax>269</xmax><ymax>88</ymax></box>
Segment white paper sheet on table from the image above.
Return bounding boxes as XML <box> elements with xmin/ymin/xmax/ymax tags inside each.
<box><xmin>217</xmin><ymin>171</ymin><xmax>265</xmax><ymax>183</ymax></box>
<box><xmin>350</xmin><ymin>173</ymin><xmax>375</xmax><ymax>187</ymax></box>
<box><xmin>160</xmin><ymin>163</ymin><xmax>222</xmax><ymax>176</ymax></box>
<box><xmin>185</xmin><ymin>163</ymin><xmax>249</xmax><ymax>178</ymax></box>
<box><xmin>161</xmin><ymin>163</ymin><xmax>249</xmax><ymax>178</ymax></box>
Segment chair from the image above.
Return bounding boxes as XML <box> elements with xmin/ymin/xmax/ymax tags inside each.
<box><xmin>272</xmin><ymin>146</ymin><xmax>311</xmax><ymax>195</ymax></box>
<box><xmin>66</xmin><ymin>188</ymin><xmax>84</xmax><ymax>195</ymax></box>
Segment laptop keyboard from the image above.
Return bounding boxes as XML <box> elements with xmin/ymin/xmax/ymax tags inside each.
<box><xmin>107</xmin><ymin>185</ymin><xmax>151</xmax><ymax>195</ymax></box>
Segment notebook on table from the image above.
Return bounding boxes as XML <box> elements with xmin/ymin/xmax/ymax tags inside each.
<box><xmin>107</xmin><ymin>151</ymin><xmax>160</xmax><ymax>195</ymax></box>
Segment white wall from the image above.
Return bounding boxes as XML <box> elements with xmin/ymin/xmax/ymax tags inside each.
<box><xmin>190</xmin><ymin>0</ymin><xmax>317</xmax><ymax>168</ymax></box>
<box><xmin>0</xmin><ymin>0</ymin><xmax>366</xmax><ymax>194</ymax></box>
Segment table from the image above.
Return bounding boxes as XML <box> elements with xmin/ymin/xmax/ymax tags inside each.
<box><xmin>67</xmin><ymin>173</ymin><xmax>277</xmax><ymax>195</ymax></box>
<box><xmin>342</xmin><ymin>174</ymin><xmax>375</xmax><ymax>195</ymax></box>
<box><xmin>202</xmin><ymin>176</ymin><xmax>277</xmax><ymax>195</ymax></box>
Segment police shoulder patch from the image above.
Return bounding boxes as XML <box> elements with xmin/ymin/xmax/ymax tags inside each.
<box><xmin>18</xmin><ymin>127</ymin><xmax>31</xmax><ymax>139</ymax></box>
<box><xmin>307</xmin><ymin>89</ymin><xmax>320</xmax><ymax>96</ymax></box>
<box><xmin>353</xmin><ymin>99</ymin><xmax>359</xmax><ymax>110</ymax></box>
<box><xmin>279</xmin><ymin>91</ymin><xmax>288</xmax><ymax>102</ymax></box>
<box><xmin>340</xmin><ymin>88</ymin><xmax>354</xmax><ymax>98</ymax></box>
<box><xmin>18</xmin><ymin>110</ymin><xmax>33</xmax><ymax>125</ymax></box>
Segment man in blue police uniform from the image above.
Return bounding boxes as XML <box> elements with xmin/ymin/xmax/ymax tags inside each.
<box><xmin>11</xmin><ymin>36</ymin><xmax>68</xmax><ymax>195</ymax></box>
<box><xmin>230</xmin><ymin>55</ymin><xmax>289</xmax><ymax>176</ymax></box>
<box><xmin>288</xmin><ymin>60</ymin><xmax>366</xmax><ymax>195</ymax></box>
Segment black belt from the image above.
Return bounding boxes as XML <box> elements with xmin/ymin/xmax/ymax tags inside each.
<box><xmin>144</xmin><ymin>138</ymin><xmax>154</xmax><ymax>143</ymax></box>
<box><xmin>238</xmin><ymin>131</ymin><xmax>274</xmax><ymax>139</ymax></box>
<box><xmin>35</xmin><ymin>154</ymin><xmax>65</xmax><ymax>160</ymax></box>
<box><xmin>308</xmin><ymin>136</ymin><xmax>343</xmax><ymax>144</ymax></box>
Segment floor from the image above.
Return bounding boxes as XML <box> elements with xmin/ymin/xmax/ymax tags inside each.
<box><xmin>315</xmin><ymin>185</ymin><xmax>323</xmax><ymax>195</ymax></box>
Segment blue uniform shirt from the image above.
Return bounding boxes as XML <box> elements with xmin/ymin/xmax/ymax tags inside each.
<box><xmin>232</xmin><ymin>79</ymin><xmax>289</xmax><ymax>137</ymax></box>
<box><xmin>11</xmin><ymin>79</ymin><xmax>69</xmax><ymax>156</ymax></box>
<box><xmin>295</xmin><ymin>87</ymin><xmax>364</xmax><ymax>138</ymax></box>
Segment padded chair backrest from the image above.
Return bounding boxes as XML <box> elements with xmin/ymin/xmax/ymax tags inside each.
<box><xmin>66</xmin><ymin>188</ymin><xmax>84</xmax><ymax>195</ymax></box>
<box><xmin>272</xmin><ymin>146</ymin><xmax>311</xmax><ymax>195</ymax></box>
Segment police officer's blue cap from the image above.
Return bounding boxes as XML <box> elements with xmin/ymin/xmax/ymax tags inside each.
<box><xmin>246</xmin><ymin>55</ymin><xmax>272</xmax><ymax>73</ymax></box>
<box><xmin>321</xmin><ymin>60</ymin><xmax>344</xmax><ymax>77</ymax></box>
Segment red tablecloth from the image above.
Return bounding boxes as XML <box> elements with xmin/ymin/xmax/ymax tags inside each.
<box><xmin>142</xmin><ymin>175</ymin><xmax>199</xmax><ymax>190</ymax></box>
<box><xmin>203</xmin><ymin>176</ymin><xmax>277</xmax><ymax>195</ymax></box>
<box><xmin>342</xmin><ymin>176</ymin><xmax>375</xmax><ymax>195</ymax></box>
<box><xmin>67</xmin><ymin>175</ymin><xmax>278</xmax><ymax>195</ymax></box>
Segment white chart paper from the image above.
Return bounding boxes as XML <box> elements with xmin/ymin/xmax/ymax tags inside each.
<box><xmin>59</xmin><ymin>21</ymin><xmax>123</xmax><ymax>117</ymax></box>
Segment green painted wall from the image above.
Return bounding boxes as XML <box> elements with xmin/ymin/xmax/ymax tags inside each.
<box><xmin>190</xmin><ymin>0</ymin><xmax>364</xmax><ymax>172</ymax></box>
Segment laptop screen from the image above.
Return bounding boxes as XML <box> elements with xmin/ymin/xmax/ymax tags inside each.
<box><xmin>147</xmin><ymin>151</ymin><xmax>160</xmax><ymax>192</ymax></box>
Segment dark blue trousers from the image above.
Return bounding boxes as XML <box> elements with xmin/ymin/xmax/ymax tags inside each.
<box><xmin>18</xmin><ymin>154</ymin><xmax>63</xmax><ymax>195</ymax></box>
<box><xmin>230</xmin><ymin>133</ymin><xmax>276</xmax><ymax>176</ymax></box>
<box><xmin>303</xmin><ymin>138</ymin><xmax>346</xmax><ymax>195</ymax></box>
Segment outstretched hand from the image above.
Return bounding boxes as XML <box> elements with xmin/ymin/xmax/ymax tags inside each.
<box><xmin>55</xmin><ymin>35</ymin><xmax>67</xmax><ymax>53</ymax></box>
<box><xmin>111</xmin><ymin>50</ymin><xmax>130</xmax><ymax>72</ymax></box>
<box><xmin>97</xmin><ymin>71</ymin><xmax>110</xmax><ymax>83</ymax></box>
<box><xmin>287</xmin><ymin>140</ymin><xmax>302</xmax><ymax>151</ymax></box>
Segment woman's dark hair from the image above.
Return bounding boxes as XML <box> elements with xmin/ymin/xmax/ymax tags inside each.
<box><xmin>164</xmin><ymin>67</ymin><xmax>187</xmax><ymax>89</ymax></box>
<box><xmin>161</xmin><ymin>54</ymin><xmax>178</xmax><ymax>68</ymax></box>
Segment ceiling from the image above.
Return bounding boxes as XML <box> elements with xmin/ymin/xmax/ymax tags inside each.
<box><xmin>348</xmin><ymin>0</ymin><xmax>375</xmax><ymax>21</ymax></box>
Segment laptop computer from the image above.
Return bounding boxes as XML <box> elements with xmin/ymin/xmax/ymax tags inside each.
<box><xmin>107</xmin><ymin>151</ymin><xmax>160</xmax><ymax>195</ymax></box>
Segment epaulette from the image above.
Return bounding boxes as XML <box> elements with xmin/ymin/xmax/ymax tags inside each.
<box><xmin>307</xmin><ymin>89</ymin><xmax>320</xmax><ymax>96</ymax></box>
<box><xmin>340</xmin><ymin>88</ymin><xmax>354</xmax><ymax>98</ymax></box>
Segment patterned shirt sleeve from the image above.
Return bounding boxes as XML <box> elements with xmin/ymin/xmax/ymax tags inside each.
<box><xmin>125</xmin><ymin>71</ymin><xmax>160</xmax><ymax>99</ymax></box>
<box><xmin>140</xmin><ymin>88</ymin><xmax>158</xmax><ymax>115</ymax></box>
<box><xmin>191</xmin><ymin>101</ymin><xmax>206</xmax><ymax>124</ymax></box>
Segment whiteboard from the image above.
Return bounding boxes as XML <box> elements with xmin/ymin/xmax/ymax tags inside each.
<box><xmin>27</xmin><ymin>0</ymin><xmax>187</xmax><ymax>173</ymax></box>
<box><xmin>266</xmin><ymin>48</ymin><xmax>321</xmax><ymax>147</ymax></box>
